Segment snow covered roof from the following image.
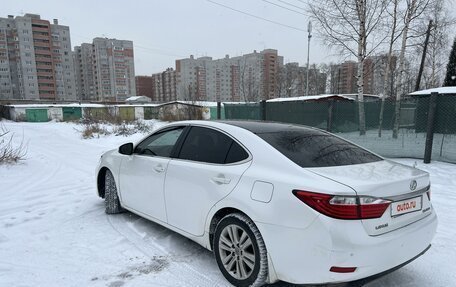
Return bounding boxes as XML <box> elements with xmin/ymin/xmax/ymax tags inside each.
<box><xmin>174</xmin><ymin>101</ymin><xmax>257</xmax><ymax>107</ymax></box>
<box><xmin>125</xmin><ymin>96</ymin><xmax>152</xmax><ymax>103</ymax></box>
<box><xmin>409</xmin><ymin>87</ymin><xmax>456</xmax><ymax>96</ymax></box>
<box><xmin>267</xmin><ymin>94</ymin><xmax>355</xmax><ymax>102</ymax></box>
<box><xmin>7</xmin><ymin>103</ymin><xmax>106</xmax><ymax>108</ymax></box>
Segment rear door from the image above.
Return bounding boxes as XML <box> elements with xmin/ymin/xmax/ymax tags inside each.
<box><xmin>164</xmin><ymin>126</ymin><xmax>251</xmax><ymax>236</ymax></box>
<box><xmin>119</xmin><ymin>126</ymin><xmax>185</xmax><ymax>222</ymax></box>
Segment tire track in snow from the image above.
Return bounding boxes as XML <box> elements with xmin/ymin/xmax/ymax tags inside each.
<box><xmin>106</xmin><ymin>214</ymin><xmax>225</xmax><ymax>287</ymax></box>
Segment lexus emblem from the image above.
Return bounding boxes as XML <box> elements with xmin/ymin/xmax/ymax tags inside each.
<box><xmin>410</xmin><ymin>180</ymin><xmax>417</xmax><ymax>191</ymax></box>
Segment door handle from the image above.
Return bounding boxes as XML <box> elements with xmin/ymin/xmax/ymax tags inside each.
<box><xmin>153</xmin><ymin>165</ymin><xmax>165</xmax><ymax>173</ymax></box>
<box><xmin>211</xmin><ymin>176</ymin><xmax>231</xmax><ymax>185</ymax></box>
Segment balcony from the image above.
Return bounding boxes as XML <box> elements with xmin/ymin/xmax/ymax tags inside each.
<box><xmin>32</xmin><ymin>26</ymin><xmax>50</xmax><ymax>33</ymax></box>
<box><xmin>38</xmin><ymin>85</ymin><xmax>55</xmax><ymax>91</ymax></box>
<box><xmin>37</xmin><ymin>71</ymin><xmax>53</xmax><ymax>77</ymax></box>
<box><xmin>33</xmin><ymin>41</ymin><xmax>51</xmax><ymax>48</ymax></box>
<box><xmin>32</xmin><ymin>33</ymin><xmax>50</xmax><ymax>41</ymax></box>
<box><xmin>37</xmin><ymin>78</ymin><xmax>55</xmax><ymax>84</ymax></box>
<box><xmin>34</xmin><ymin>50</ymin><xmax>52</xmax><ymax>56</ymax></box>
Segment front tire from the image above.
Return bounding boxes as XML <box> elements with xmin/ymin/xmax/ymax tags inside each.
<box><xmin>104</xmin><ymin>170</ymin><xmax>124</xmax><ymax>214</ymax></box>
<box><xmin>214</xmin><ymin>213</ymin><xmax>268</xmax><ymax>287</ymax></box>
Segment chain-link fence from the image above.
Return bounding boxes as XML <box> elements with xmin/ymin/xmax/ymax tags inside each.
<box><xmin>221</xmin><ymin>94</ymin><xmax>456</xmax><ymax>164</ymax></box>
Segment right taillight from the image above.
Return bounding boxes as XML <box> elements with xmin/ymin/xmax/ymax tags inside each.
<box><xmin>293</xmin><ymin>190</ymin><xmax>391</xmax><ymax>220</ymax></box>
<box><xmin>426</xmin><ymin>185</ymin><xmax>431</xmax><ymax>201</ymax></box>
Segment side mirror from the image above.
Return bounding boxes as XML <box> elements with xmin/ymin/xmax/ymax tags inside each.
<box><xmin>119</xmin><ymin>143</ymin><xmax>134</xmax><ymax>155</ymax></box>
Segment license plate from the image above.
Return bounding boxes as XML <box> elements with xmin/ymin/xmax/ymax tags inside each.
<box><xmin>391</xmin><ymin>196</ymin><xmax>422</xmax><ymax>217</ymax></box>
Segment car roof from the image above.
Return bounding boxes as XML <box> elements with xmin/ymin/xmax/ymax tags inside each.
<box><xmin>218</xmin><ymin>120</ymin><xmax>319</xmax><ymax>134</ymax></box>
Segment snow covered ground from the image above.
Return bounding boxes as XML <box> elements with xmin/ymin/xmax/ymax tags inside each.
<box><xmin>0</xmin><ymin>121</ymin><xmax>455</xmax><ymax>287</ymax></box>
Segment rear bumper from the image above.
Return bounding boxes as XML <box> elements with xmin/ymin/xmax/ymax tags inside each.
<box><xmin>348</xmin><ymin>244</ymin><xmax>431</xmax><ymax>286</ymax></box>
<box><xmin>256</xmin><ymin>211</ymin><xmax>437</xmax><ymax>284</ymax></box>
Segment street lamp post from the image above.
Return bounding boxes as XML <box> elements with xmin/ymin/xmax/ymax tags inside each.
<box><xmin>306</xmin><ymin>21</ymin><xmax>312</xmax><ymax>97</ymax></box>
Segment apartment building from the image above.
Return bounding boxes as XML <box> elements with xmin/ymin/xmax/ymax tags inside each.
<box><xmin>74</xmin><ymin>38</ymin><xmax>136</xmax><ymax>102</ymax></box>
<box><xmin>151</xmin><ymin>68</ymin><xmax>177</xmax><ymax>102</ymax></box>
<box><xmin>135</xmin><ymin>75</ymin><xmax>153</xmax><ymax>99</ymax></box>
<box><xmin>73</xmin><ymin>43</ymin><xmax>95</xmax><ymax>101</ymax></box>
<box><xmin>330</xmin><ymin>55</ymin><xmax>397</xmax><ymax>95</ymax></box>
<box><xmin>278</xmin><ymin>62</ymin><xmax>327</xmax><ymax>97</ymax></box>
<box><xmin>0</xmin><ymin>13</ymin><xmax>76</xmax><ymax>100</ymax></box>
<box><xmin>174</xmin><ymin>49</ymin><xmax>283</xmax><ymax>102</ymax></box>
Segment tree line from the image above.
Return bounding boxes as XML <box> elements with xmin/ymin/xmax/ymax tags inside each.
<box><xmin>308</xmin><ymin>0</ymin><xmax>455</xmax><ymax>136</ymax></box>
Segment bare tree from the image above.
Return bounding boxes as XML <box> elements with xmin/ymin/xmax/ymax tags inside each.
<box><xmin>392</xmin><ymin>0</ymin><xmax>431</xmax><ymax>138</ymax></box>
<box><xmin>318</xmin><ymin>63</ymin><xmax>332</xmax><ymax>94</ymax></box>
<box><xmin>276</xmin><ymin>65</ymin><xmax>287</xmax><ymax>98</ymax></box>
<box><xmin>309</xmin><ymin>0</ymin><xmax>389</xmax><ymax>135</ymax></box>
<box><xmin>379</xmin><ymin>0</ymin><xmax>401</xmax><ymax>137</ymax></box>
<box><xmin>419</xmin><ymin>0</ymin><xmax>455</xmax><ymax>88</ymax></box>
<box><xmin>238</xmin><ymin>57</ymin><xmax>248</xmax><ymax>102</ymax></box>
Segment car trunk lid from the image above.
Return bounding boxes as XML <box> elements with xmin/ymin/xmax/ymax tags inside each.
<box><xmin>307</xmin><ymin>160</ymin><xmax>433</xmax><ymax>235</ymax></box>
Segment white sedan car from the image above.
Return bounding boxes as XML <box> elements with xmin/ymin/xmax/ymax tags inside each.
<box><xmin>96</xmin><ymin>120</ymin><xmax>437</xmax><ymax>286</ymax></box>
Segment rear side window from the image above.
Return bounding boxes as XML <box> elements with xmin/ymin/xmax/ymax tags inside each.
<box><xmin>178</xmin><ymin>127</ymin><xmax>248</xmax><ymax>164</ymax></box>
<box><xmin>257</xmin><ymin>129</ymin><xmax>382</xmax><ymax>167</ymax></box>
<box><xmin>225</xmin><ymin>141</ymin><xmax>249</xmax><ymax>164</ymax></box>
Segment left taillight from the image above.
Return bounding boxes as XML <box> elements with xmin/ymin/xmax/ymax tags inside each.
<box><xmin>293</xmin><ymin>190</ymin><xmax>391</xmax><ymax>220</ymax></box>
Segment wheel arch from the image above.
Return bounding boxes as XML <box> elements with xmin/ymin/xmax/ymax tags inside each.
<box><xmin>207</xmin><ymin>207</ymin><xmax>253</xmax><ymax>251</ymax></box>
<box><xmin>97</xmin><ymin>166</ymin><xmax>110</xmax><ymax>198</ymax></box>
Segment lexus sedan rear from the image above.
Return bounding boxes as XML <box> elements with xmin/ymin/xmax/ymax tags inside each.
<box><xmin>96</xmin><ymin>120</ymin><xmax>437</xmax><ymax>286</ymax></box>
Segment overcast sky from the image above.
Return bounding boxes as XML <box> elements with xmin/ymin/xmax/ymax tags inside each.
<box><xmin>3</xmin><ymin>0</ymin><xmax>456</xmax><ymax>75</ymax></box>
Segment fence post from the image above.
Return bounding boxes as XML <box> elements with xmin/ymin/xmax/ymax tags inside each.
<box><xmin>216</xmin><ymin>102</ymin><xmax>221</xmax><ymax>120</ymax></box>
<box><xmin>260</xmin><ymin>100</ymin><xmax>266</xmax><ymax>121</ymax></box>
<box><xmin>423</xmin><ymin>92</ymin><xmax>438</xmax><ymax>164</ymax></box>
<box><xmin>327</xmin><ymin>100</ymin><xmax>333</xmax><ymax>132</ymax></box>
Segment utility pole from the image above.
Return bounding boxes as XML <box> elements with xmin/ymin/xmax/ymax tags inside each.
<box><xmin>306</xmin><ymin>21</ymin><xmax>312</xmax><ymax>97</ymax></box>
<box><xmin>415</xmin><ymin>20</ymin><xmax>433</xmax><ymax>91</ymax></box>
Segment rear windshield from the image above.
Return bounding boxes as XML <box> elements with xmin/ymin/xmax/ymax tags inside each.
<box><xmin>257</xmin><ymin>129</ymin><xmax>382</xmax><ymax>167</ymax></box>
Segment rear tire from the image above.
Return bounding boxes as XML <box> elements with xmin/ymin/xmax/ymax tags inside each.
<box><xmin>213</xmin><ymin>213</ymin><xmax>268</xmax><ymax>287</ymax></box>
<box><xmin>104</xmin><ymin>170</ymin><xmax>124</xmax><ymax>214</ymax></box>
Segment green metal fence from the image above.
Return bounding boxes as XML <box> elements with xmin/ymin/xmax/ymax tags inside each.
<box><xmin>221</xmin><ymin>95</ymin><xmax>456</xmax><ymax>163</ymax></box>
<box><xmin>224</xmin><ymin>103</ymin><xmax>260</xmax><ymax>120</ymax></box>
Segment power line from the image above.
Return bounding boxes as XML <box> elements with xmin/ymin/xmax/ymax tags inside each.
<box><xmin>261</xmin><ymin>0</ymin><xmax>307</xmax><ymax>16</ymax></box>
<box><xmin>275</xmin><ymin>0</ymin><xmax>306</xmax><ymax>11</ymax></box>
<box><xmin>206</xmin><ymin>0</ymin><xmax>306</xmax><ymax>33</ymax></box>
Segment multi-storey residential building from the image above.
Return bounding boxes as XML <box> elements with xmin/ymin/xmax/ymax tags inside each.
<box><xmin>278</xmin><ymin>62</ymin><xmax>327</xmax><ymax>97</ymax></box>
<box><xmin>174</xmin><ymin>49</ymin><xmax>283</xmax><ymax>102</ymax></box>
<box><xmin>151</xmin><ymin>68</ymin><xmax>177</xmax><ymax>102</ymax></box>
<box><xmin>0</xmin><ymin>13</ymin><xmax>76</xmax><ymax>100</ymax></box>
<box><xmin>74</xmin><ymin>38</ymin><xmax>136</xmax><ymax>102</ymax></box>
<box><xmin>135</xmin><ymin>75</ymin><xmax>154</xmax><ymax>99</ymax></box>
<box><xmin>331</xmin><ymin>61</ymin><xmax>358</xmax><ymax>94</ymax></box>
<box><xmin>330</xmin><ymin>55</ymin><xmax>397</xmax><ymax>95</ymax></box>
<box><xmin>73</xmin><ymin>43</ymin><xmax>95</xmax><ymax>101</ymax></box>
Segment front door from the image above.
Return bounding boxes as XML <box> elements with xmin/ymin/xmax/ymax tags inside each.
<box><xmin>119</xmin><ymin>126</ymin><xmax>185</xmax><ymax>222</ymax></box>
